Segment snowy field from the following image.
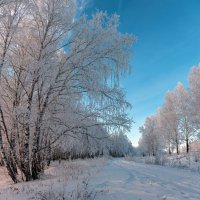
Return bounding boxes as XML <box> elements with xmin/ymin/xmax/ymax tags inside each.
<box><xmin>0</xmin><ymin>158</ymin><xmax>200</xmax><ymax>200</ymax></box>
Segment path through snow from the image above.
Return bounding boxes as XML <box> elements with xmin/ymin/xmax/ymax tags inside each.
<box><xmin>92</xmin><ymin>159</ymin><xmax>200</xmax><ymax>200</ymax></box>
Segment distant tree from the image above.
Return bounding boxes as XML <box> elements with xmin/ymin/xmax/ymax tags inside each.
<box><xmin>188</xmin><ymin>65</ymin><xmax>200</xmax><ymax>133</ymax></box>
<box><xmin>174</xmin><ymin>83</ymin><xmax>195</xmax><ymax>153</ymax></box>
<box><xmin>139</xmin><ymin>68</ymin><xmax>200</xmax><ymax>156</ymax></box>
<box><xmin>162</xmin><ymin>91</ymin><xmax>181</xmax><ymax>154</ymax></box>
<box><xmin>138</xmin><ymin>116</ymin><xmax>163</xmax><ymax>156</ymax></box>
<box><xmin>110</xmin><ymin>132</ymin><xmax>133</xmax><ymax>157</ymax></box>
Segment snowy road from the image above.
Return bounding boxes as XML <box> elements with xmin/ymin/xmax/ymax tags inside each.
<box><xmin>92</xmin><ymin>159</ymin><xmax>200</xmax><ymax>200</ymax></box>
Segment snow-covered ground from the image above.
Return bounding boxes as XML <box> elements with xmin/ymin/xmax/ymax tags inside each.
<box><xmin>93</xmin><ymin>159</ymin><xmax>200</xmax><ymax>200</ymax></box>
<box><xmin>0</xmin><ymin>158</ymin><xmax>200</xmax><ymax>200</ymax></box>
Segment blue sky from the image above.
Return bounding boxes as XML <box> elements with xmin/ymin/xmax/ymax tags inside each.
<box><xmin>85</xmin><ymin>0</ymin><xmax>200</xmax><ymax>146</ymax></box>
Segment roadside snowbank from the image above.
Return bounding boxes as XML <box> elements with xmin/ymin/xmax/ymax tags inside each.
<box><xmin>128</xmin><ymin>152</ymin><xmax>200</xmax><ymax>173</ymax></box>
<box><xmin>0</xmin><ymin>158</ymin><xmax>107</xmax><ymax>200</ymax></box>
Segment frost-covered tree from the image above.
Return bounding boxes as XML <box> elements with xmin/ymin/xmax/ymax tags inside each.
<box><xmin>188</xmin><ymin>65</ymin><xmax>200</xmax><ymax>131</ymax></box>
<box><xmin>0</xmin><ymin>0</ymin><xmax>134</xmax><ymax>182</ymax></box>
<box><xmin>174</xmin><ymin>83</ymin><xmax>195</xmax><ymax>153</ymax></box>
<box><xmin>139</xmin><ymin>116</ymin><xmax>163</xmax><ymax>156</ymax></box>
<box><xmin>139</xmin><ymin>67</ymin><xmax>200</xmax><ymax>156</ymax></box>
<box><xmin>109</xmin><ymin>132</ymin><xmax>133</xmax><ymax>157</ymax></box>
<box><xmin>161</xmin><ymin>91</ymin><xmax>181</xmax><ymax>154</ymax></box>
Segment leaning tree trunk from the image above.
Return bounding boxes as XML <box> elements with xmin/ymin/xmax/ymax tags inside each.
<box><xmin>0</xmin><ymin>123</ymin><xmax>18</xmax><ymax>183</ymax></box>
<box><xmin>31</xmin><ymin>87</ymin><xmax>52</xmax><ymax>180</ymax></box>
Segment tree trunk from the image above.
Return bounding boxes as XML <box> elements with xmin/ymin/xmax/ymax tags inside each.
<box><xmin>168</xmin><ymin>144</ymin><xmax>171</xmax><ymax>155</ymax></box>
<box><xmin>175</xmin><ymin>133</ymin><xmax>179</xmax><ymax>155</ymax></box>
<box><xmin>186</xmin><ymin>138</ymin><xmax>189</xmax><ymax>153</ymax></box>
<box><xmin>176</xmin><ymin>144</ymin><xmax>179</xmax><ymax>155</ymax></box>
<box><xmin>0</xmin><ymin>127</ymin><xmax>18</xmax><ymax>183</ymax></box>
<box><xmin>47</xmin><ymin>140</ymin><xmax>51</xmax><ymax>167</ymax></box>
<box><xmin>23</xmin><ymin>125</ymin><xmax>32</xmax><ymax>181</ymax></box>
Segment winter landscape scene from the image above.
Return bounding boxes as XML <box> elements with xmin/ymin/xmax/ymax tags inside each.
<box><xmin>0</xmin><ymin>0</ymin><xmax>199</xmax><ymax>199</ymax></box>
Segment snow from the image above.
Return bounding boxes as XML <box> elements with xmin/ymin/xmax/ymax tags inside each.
<box><xmin>0</xmin><ymin>158</ymin><xmax>199</xmax><ymax>200</ymax></box>
<box><xmin>93</xmin><ymin>159</ymin><xmax>200</xmax><ymax>200</ymax></box>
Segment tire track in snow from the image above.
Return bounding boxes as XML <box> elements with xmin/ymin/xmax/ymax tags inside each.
<box><xmin>92</xmin><ymin>158</ymin><xmax>200</xmax><ymax>200</ymax></box>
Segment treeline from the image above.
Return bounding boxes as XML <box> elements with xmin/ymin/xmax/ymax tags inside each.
<box><xmin>52</xmin><ymin>131</ymin><xmax>134</xmax><ymax>160</ymax></box>
<box><xmin>0</xmin><ymin>0</ymin><xmax>134</xmax><ymax>183</ymax></box>
<box><xmin>139</xmin><ymin>65</ymin><xmax>200</xmax><ymax>156</ymax></box>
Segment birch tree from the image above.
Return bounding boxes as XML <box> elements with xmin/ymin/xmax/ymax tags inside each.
<box><xmin>139</xmin><ymin>116</ymin><xmax>163</xmax><ymax>156</ymax></box>
<box><xmin>175</xmin><ymin>83</ymin><xmax>195</xmax><ymax>153</ymax></box>
<box><xmin>0</xmin><ymin>0</ymin><xmax>134</xmax><ymax>182</ymax></box>
<box><xmin>188</xmin><ymin>65</ymin><xmax>200</xmax><ymax>132</ymax></box>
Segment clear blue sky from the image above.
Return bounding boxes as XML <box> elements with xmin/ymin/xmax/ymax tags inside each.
<box><xmin>85</xmin><ymin>0</ymin><xmax>200</xmax><ymax>146</ymax></box>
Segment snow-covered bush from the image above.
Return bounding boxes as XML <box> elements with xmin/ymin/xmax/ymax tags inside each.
<box><xmin>36</xmin><ymin>178</ymin><xmax>106</xmax><ymax>200</ymax></box>
<box><xmin>154</xmin><ymin>154</ymin><xmax>168</xmax><ymax>166</ymax></box>
<box><xmin>138</xmin><ymin>151</ymin><xmax>200</xmax><ymax>172</ymax></box>
<box><xmin>193</xmin><ymin>151</ymin><xmax>200</xmax><ymax>162</ymax></box>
